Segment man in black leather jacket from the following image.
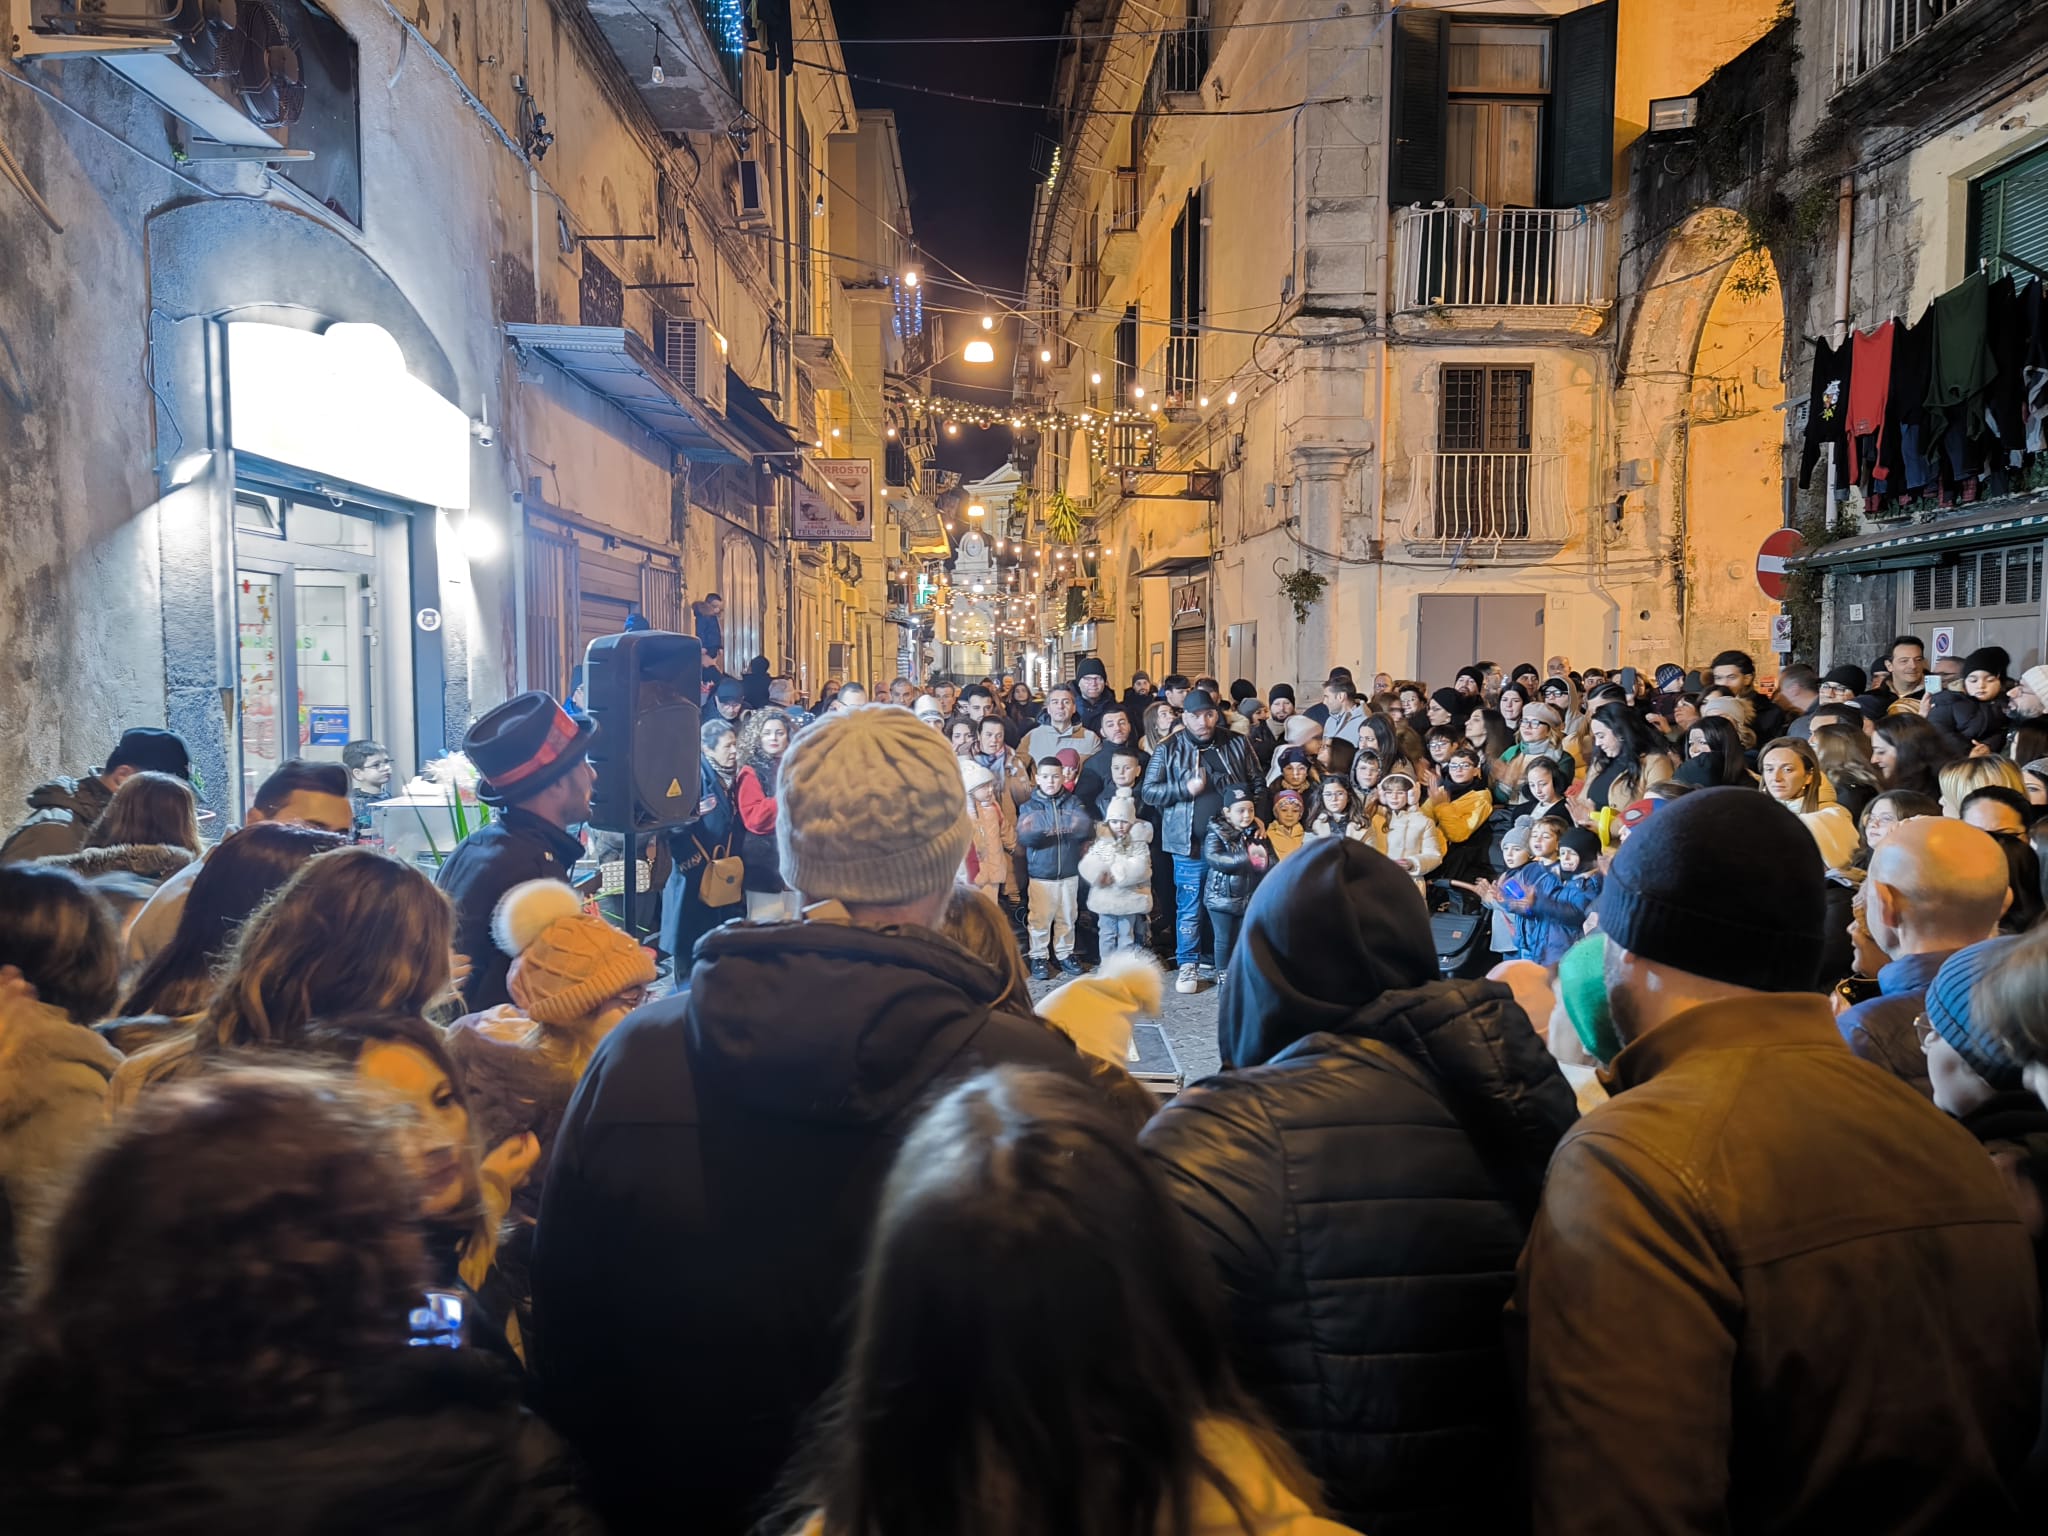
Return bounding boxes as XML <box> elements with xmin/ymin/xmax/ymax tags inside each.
<box><xmin>1138</xmin><ymin>688</ymin><xmax>1259</xmax><ymax>993</ymax></box>
<box><xmin>1142</xmin><ymin>840</ymin><xmax>1576</xmax><ymax>1535</ymax></box>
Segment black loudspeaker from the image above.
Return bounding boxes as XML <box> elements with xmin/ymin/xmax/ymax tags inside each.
<box><xmin>584</xmin><ymin>631</ymin><xmax>702</xmax><ymax>835</ymax></box>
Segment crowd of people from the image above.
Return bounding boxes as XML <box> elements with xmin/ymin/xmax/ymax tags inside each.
<box><xmin>2</xmin><ymin>630</ymin><xmax>2048</xmax><ymax>1533</ymax></box>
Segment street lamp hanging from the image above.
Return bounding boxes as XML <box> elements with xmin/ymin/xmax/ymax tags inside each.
<box><xmin>963</xmin><ymin>340</ymin><xmax>996</xmax><ymax>364</ymax></box>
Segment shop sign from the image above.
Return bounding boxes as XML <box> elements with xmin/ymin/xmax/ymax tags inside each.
<box><xmin>793</xmin><ymin>458</ymin><xmax>872</xmax><ymax>541</ymax></box>
<box><xmin>1172</xmin><ymin>577</ymin><xmax>1206</xmax><ymax>624</ymax></box>
<box><xmin>227</xmin><ymin>322</ymin><xmax>471</xmax><ymax>510</ymax></box>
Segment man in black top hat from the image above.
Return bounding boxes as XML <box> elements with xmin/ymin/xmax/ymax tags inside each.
<box><xmin>437</xmin><ymin>691</ymin><xmax>598</xmax><ymax>1012</ymax></box>
<box><xmin>0</xmin><ymin>726</ymin><xmax>191</xmax><ymax>865</ymax></box>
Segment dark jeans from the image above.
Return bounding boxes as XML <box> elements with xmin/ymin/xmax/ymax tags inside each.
<box><xmin>1209</xmin><ymin>908</ymin><xmax>1240</xmax><ymax>972</ymax></box>
<box><xmin>1171</xmin><ymin>853</ymin><xmax>1210</xmax><ymax>968</ymax></box>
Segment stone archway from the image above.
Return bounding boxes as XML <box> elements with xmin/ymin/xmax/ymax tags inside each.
<box><xmin>1614</xmin><ymin>208</ymin><xmax>1787</xmax><ymax>665</ymax></box>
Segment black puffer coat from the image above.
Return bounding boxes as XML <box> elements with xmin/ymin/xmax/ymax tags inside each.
<box><xmin>1199</xmin><ymin>815</ymin><xmax>1268</xmax><ymax>914</ymax></box>
<box><xmin>0</xmin><ymin>1349</ymin><xmax>596</xmax><ymax>1535</ymax></box>
<box><xmin>1141</xmin><ymin>839</ymin><xmax>1577</xmax><ymax>1536</ymax></box>
<box><xmin>531</xmin><ymin>916</ymin><xmax>1093</xmax><ymax>1535</ymax></box>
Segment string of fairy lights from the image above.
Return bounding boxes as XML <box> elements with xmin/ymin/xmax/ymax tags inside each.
<box><xmin>895</xmin><ymin>393</ymin><xmax>1178</xmax><ymax>463</ymax></box>
<box><xmin>887</xmin><ymin>520</ymin><xmax>1118</xmax><ymax>645</ymax></box>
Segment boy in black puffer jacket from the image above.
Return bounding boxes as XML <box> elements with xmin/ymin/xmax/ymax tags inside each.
<box><xmin>1017</xmin><ymin>758</ymin><xmax>1097</xmax><ymax>980</ymax></box>
<box><xmin>1200</xmin><ymin>784</ymin><xmax>1272</xmax><ymax>983</ymax></box>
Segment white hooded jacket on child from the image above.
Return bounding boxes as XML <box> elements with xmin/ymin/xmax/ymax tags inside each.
<box><xmin>1383</xmin><ymin>806</ymin><xmax>1445</xmax><ymax>881</ymax></box>
<box><xmin>1077</xmin><ymin>819</ymin><xmax>1154</xmax><ymax>917</ymax></box>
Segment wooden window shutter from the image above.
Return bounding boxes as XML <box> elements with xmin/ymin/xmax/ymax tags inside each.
<box><xmin>1544</xmin><ymin>0</ymin><xmax>1616</xmax><ymax>206</ymax></box>
<box><xmin>1388</xmin><ymin>10</ymin><xmax>1448</xmax><ymax>207</ymax></box>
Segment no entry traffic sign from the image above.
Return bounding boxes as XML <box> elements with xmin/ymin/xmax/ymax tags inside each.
<box><xmin>1756</xmin><ymin>529</ymin><xmax>1805</xmax><ymax>601</ymax></box>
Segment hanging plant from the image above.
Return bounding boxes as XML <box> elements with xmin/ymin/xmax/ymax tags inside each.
<box><xmin>1044</xmin><ymin>489</ymin><xmax>1084</xmax><ymax>545</ymax></box>
<box><xmin>1278</xmin><ymin>566</ymin><xmax>1327</xmax><ymax>627</ymax></box>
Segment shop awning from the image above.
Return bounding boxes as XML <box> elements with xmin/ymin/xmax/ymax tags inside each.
<box><xmin>885</xmin><ymin>488</ymin><xmax>950</xmax><ymax>557</ymax></box>
<box><xmin>1133</xmin><ymin>553</ymin><xmax>1210</xmax><ymax>578</ymax></box>
<box><xmin>724</xmin><ymin>367</ymin><xmax>802</xmax><ymax>459</ymax></box>
<box><xmin>507</xmin><ymin>323</ymin><xmax>749</xmax><ymax>465</ymax></box>
<box><xmin>1795</xmin><ymin>496</ymin><xmax>2048</xmax><ymax>572</ymax></box>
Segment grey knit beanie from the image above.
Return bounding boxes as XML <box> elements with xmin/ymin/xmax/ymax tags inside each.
<box><xmin>777</xmin><ymin>704</ymin><xmax>974</xmax><ymax>905</ymax></box>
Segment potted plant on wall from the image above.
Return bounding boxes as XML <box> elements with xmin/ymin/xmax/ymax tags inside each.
<box><xmin>1277</xmin><ymin>561</ymin><xmax>1327</xmax><ymax>627</ymax></box>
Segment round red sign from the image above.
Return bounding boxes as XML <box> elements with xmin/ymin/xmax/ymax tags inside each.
<box><xmin>1756</xmin><ymin>528</ymin><xmax>1805</xmax><ymax>601</ymax></box>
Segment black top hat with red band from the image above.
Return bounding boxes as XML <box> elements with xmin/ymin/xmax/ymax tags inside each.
<box><xmin>463</xmin><ymin>691</ymin><xmax>598</xmax><ymax>807</ymax></box>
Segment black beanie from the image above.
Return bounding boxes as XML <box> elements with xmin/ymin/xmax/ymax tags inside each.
<box><xmin>1268</xmin><ymin>683</ymin><xmax>1296</xmax><ymax>704</ymax></box>
<box><xmin>1559</xmin><ymin>826</ymin><xmax>1603</xmax><ymax>864</ymax></box>
<box><xmin>1596</xmin><ymin>787</ymin><xmax>1825</xmax><ymax>993</ymax></box>
<box><xmin>1821</xmin><ymin>663</ymin><xmax>1868</xmax><ymax>694</ymax></box>
<box><xmin>1962</xmin><ymin>646</ymin><xmax>2010</xmax><ymax>680</ymax></box>
<box><xmin>1076</xmin><ymin>657</ymin><xmax>1108</xmax><ymax>682</ymax></box>
<box><xmin>1230</xmin><ymin>678</ymin><xmax>1258</xmax><ymax>703</ymax></box>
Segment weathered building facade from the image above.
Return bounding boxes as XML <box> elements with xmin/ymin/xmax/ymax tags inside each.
<box><xmin>0</xmin><ymin>0</ymin><xmax>913</xmax><ymax>818</ymax></box>
<box><xmin>1014</xmin><ymin>0</ymin><xmax>1782</xmax><ymax>691</ymax></box>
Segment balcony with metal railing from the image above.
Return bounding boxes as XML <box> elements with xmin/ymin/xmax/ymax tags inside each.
<box><xmin>1834</xmin><ymin>0</ymin><xmax>1972</xmax><ymax>90</ymax></box>
<box><xmin>793</xmin><ymin>279</ymin><xmax>856</xmax><ymax>392</ymax></box>
<box><xmin>1400</xmin><ymin>451</ymin><xmax>1569</xmax><ymax>557</ymax></box>
<box><xmin>1829</xmin><ymin>0</ymin><xmax>2046</xmax><ymax>122</ymax></box>
<box><xmin>1134</xmin><ymin>24</ymin><xmax>1209</xmax><ymax>163</ymax></box>
<box><xmin>1392</xmin><ymin>206</ymin><xmax>1613</xmax><ymax>335</ymax></box>
<box><xmin>1140</xmin><ymin>332</ymin><xmax>1202</xmax><ymax>436</ymax></box>
<box><xmin>1100</xmin><ymin>170</ymin><xmax>1142</xmax><ymax>278</ymax></box>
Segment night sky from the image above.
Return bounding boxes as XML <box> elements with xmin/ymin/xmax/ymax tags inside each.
<box><xmin>832</xmin><ymin>0</ymin><xmax>1070</xmax><ymax>477</ymax></box>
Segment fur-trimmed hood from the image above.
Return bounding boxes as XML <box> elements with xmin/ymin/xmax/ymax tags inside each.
<box><xmin>38</xmin><ymin>842</ymin><xmax>196</xmax><ymax>882</ymax></box>
<box><xmin>1035</xmin><ymin>949</ymin><xmax>1166</xmax><ymax>1064</ymax></box>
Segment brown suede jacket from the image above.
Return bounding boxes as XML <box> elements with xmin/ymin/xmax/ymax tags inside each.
<box><xmin>1515</xmin><ymin>992</ymin><xmax>2043</xmax><ymax>1536</ymax></box>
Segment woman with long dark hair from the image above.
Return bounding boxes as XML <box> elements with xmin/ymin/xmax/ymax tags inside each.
<box><xmin>115</xmin><ymin>823</ymin><xmax>347</xmax><ymax>1029</ymax></box>
<box><xmin>1584</xmin><ymin>703</ymin><xmax>1673</xmax><ymax>811</ymax></box>
<box><xmin>1871</xmin><ymin>713</ymin><xmax>1948</xmax><ymax>799</ymax></box>
<box><xmin>735</xmin><ymin>706</ymin><xmax>797</xmax><ymax>922</ymax></box>
<box><xmin>784</xmin><ymin>1067</ymin><xmax>1356</xmax><ymax>1536</ymax></box>
<box><xmin>1675</xmin><ymin>716</ymin><xmax>1754</xmax><ymax>788</ymax></box>
<box><xmin>0</xmin><ymin>1068</ymin><xmax>593</xmax><ymax>1531</ymax></box>
<box><xmin>661</xmin><ymin>717</ymin><xmax>746</xmax><ymax>964</ymax></box>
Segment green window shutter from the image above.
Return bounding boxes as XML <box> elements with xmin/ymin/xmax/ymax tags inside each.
<box><xmin>1389</xmin><ymin>11</ymin><xmax>1449</xmax><ymax>206</ymax></box>
<box><xmin>1973</xmin><ymin>144</ymin><xmax>2048</xmax><ymax>282</ymax></box>
<box><xmin>1544</xmin><ymin>0</ymin><xmax>1616</xmax><ymax>206</ymax></box>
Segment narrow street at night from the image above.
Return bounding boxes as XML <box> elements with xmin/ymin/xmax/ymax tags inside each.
<box><xmin>7</xmin><ymin>0</ymin><xmax>2048</xmax><ymax>1533</ymax></box>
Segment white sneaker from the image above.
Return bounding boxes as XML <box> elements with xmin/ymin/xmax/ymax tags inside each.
<box><xmin>1176</xmin><ymin>963</ymin><xmax>1201</xmax><ymax>994</ymax></box>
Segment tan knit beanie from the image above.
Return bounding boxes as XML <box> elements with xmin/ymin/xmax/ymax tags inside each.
<box><xmin>777</xmin><ymin>704</ymin><xmax>974</xmax><ymax>905</ymax></box>
<box><xmin>493</xmin><ymin>880</ymin><xmax>656</xmax><ymax>1025</ymax></box>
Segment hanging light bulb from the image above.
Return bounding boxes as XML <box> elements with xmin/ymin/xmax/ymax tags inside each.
<box><xmin>1132</xmin><ymin>385</ymin><xmax>1145</xmax><ymax>399</ymax></box>
<box><xmin>1198</xmin><ymin>396</ymin><xmax>1209</xmax><ymax>408</ymax></box>
<box><xmin>963</xmin><ymin>340</ymin><xmax>996</xmax><ymax>364</ymax></box>
<box><xmin>1039</xmin><ymin>348</ymin><xmax>1052</xmax><ymax>363</ymax></box>
<box><xmin>830</xmin><ymin>427</ymin><xmax>841</xmax><ymax>438</ymax></box>
<box><xmin>946</xmin><ymin>422</ymin><xmax>959</xmax><ymax>436</ymax></box>
<box><xmin>885</xmin><ymin>425</ymin><xmax>897</xmax><ymax>438</ymax></box>
<box><xmin>650</xmin><ymin>37</ymin><xmax>665</xmax><ymax>82</ymax></box>
<box><xmin>903</xmin><ymin>270</ymin><xmax>919</xmax><ymax>287</ymax></box>
<box><xmin>1090</xmin><ymin>371</ymin><xmax>1102</xmax><ymax>385</ymax></box>
<box><xmin>981</xmin><ymin>314</ymin><xmax>995</xmax><ymax>331</ymax></box>
<box><xmin>1226</xmin><ymin>390</ymin><xmax>1238</xmax><ymax>405</ymax></box>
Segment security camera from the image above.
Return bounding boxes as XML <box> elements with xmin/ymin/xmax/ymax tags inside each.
<box><xmin>471</xmin><ymin>418</ymin><xmax>496</xmax><ymax>447</ymax></box>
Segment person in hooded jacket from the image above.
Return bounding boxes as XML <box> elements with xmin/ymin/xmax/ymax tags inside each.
<box><xmin>1140</xmin><ymin>839</ymin><xmax>1577</xmax><ymax>1536</ymax></box>
<box><xmin>530</xmin><ymin>707</ymin><xmax>1092</xmax><ymax>1536</ymax></box>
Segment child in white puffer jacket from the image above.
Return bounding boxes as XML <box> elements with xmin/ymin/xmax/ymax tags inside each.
<box><xmin>1077</xmin><ymin>792</ymin><xmax>1154</xmax><ymax>956</ymax></box>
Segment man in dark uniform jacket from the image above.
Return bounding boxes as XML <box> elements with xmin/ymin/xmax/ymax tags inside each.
<box><xmin>437</xmin><ymin>692</ymin><xmax>596</xmax><ymax>1012</ymax></box>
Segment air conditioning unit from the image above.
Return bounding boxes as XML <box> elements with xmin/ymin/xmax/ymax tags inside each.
<box><xmin>13</xmin><ymin>0</ymin><xmax>307</xmax><ymax>152</ymax></box>
<box><xmin>658</xmin><ymin>314</ymin><xmax>727</xmax><ymax>415</ymax></box>
<box><xmin>735</xmin><ymin>158</ymin><xmax>769</xmax><ymax>228</ymax></box>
